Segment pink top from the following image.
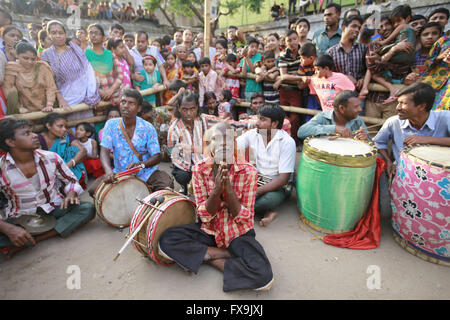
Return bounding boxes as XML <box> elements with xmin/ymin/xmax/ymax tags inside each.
<box><xmin>199</xmin><ymin>69</ymin><xmax>224</xmax><ymax>106</ymax></box>
<box><xmin>117</xmin><ymin>56</ymin><xmax>132</xmax><ymax>89</ymax></box>
<box><xmin>308</xmin><ymin>72</ymin><xmax>355</xmax><ymax>112</ymax></box>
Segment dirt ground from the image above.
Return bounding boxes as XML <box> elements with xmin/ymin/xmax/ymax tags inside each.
<box><xmin>0</xmin><ymin>158</ymin><xmax>449</xmax><ymax>300</ymax></box>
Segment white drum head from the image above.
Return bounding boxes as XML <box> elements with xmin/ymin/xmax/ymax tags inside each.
<box><xmin>101</xmin><ymin>178</ymin><xmax>150</xmax><ymax>227</ymax></box>
<box><xmin>309</xmin><ymin>136</ymin><xmax>373</xmax><ymax>156</ymax></box>
<box><xmin>408</xmin><ymin>145</ymin><xmax>450</xmax><ymax>167</ymax></box>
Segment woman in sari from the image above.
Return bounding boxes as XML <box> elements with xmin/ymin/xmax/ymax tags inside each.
<box><xmin>40</xmin><ymin>20</ymin><xmax>101</xmax><ymax>121</ymax></box>
<box><xmin>85</xmin><ymin>23</ymin><xmax>124</xmax><ymax>109</ymax></box>
<box><xmin>37</xmin><ymin>113</ymin><xmax>88</xmax><ymax>188</ymax></box>
<box><xmin>1</xmin><ymin>26</ymin><xmax>22</xmax><ymax>62</ymax></box>
<box><xmin>163</xmin><ymin>52</ymin><xmax>178</xmax><ymax>104</ymax></box>
<box><xmin>421</xmin><ymin>34</ymin><xmax>450</xmax><ymax>111</ymax></box>
<box><xmin>2</xmin><ymin>41</ymin><xmax>58</xmax><ymax>115</ymax></box>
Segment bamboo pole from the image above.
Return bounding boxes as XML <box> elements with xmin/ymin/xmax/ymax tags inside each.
<box><xmin>204</xmin><ymin>0</ymin><xmax>211</xmax><ymax>59</ymax></box>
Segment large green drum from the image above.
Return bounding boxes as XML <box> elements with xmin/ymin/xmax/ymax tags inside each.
<box><xmin>297</xmin><ymin>135</ymin><xmax>378</xmax><ymax>233</ymax></box>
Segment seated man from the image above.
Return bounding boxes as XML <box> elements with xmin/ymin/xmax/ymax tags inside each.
<box><xmin>159</xmin><ymin>122</ymin><xmax>274</xmax><ymax>292</ymax></box>
<box><xmin>88</xmin><ymin>89</ymin><xmax>173</xmax><ymax>197</ymax></box>
<box><xmin>0</xmin><ymin>119</ymin><xmax>95</xmax><ymax>259</ymax></box>
<box><xmin>373</xmin><ymin>82</ymin><xmax>450</xmax><ymax>177</ymax></box>
<box><xmin>237</xmin><ymin>105</ymin><xmax>296</xmax><ymax>227</ymax></box>
<box><xmin>167</xmin><ymin>91</ymin><xmax>208</xmax><ymax>195</ymax></box>
<box><xmin>298</xmin><ymin>90</ymin><xmax>369</xmax><ymax>140</ymax></box>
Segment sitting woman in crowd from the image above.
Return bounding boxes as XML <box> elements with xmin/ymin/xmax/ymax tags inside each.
<box><xmin>411</xmin><ymin>22</ymin><xmax>442</xmax><ymax>75</ymax></box>
<box><xmin>1</xmin><ymin>25</ymin><xmax>23</xmax><ymax>62</ymax></box>
<box><xmin>37</xmin><ymin>30</ymin><xmax>52</xmax><ymax>58</ymax></box>
<box><xmin>37</xmin><ymin>113</ymin><xmax>88</xmax><ymax>188</ymax></box>
<box><xmin>86</xmin><ymin>23</ymin><xmax>124</xmax><ymax>110</ymax></box>
<box><xmin>41</xmin><ymin>20</ymin><xmax>101</xmax><ymax>121</ymax></box>
<box><xmin>75</xmin><ymin>122</ymin><xmax>104</xmax><ymax>179</ymax></box>
<box><xmin>2</xmin><ymin>41</ymin><xmax>58</xmax><ymax>115</ymax></box>
<box><xmin>187</xmin><ymin>50</ymin><xmax>200</xmax><ymax>70</ymax></box>
<box><xmin>163</xmin><ymin>52</ymin><xmax>179</xmax><ymax>105</ymax></box>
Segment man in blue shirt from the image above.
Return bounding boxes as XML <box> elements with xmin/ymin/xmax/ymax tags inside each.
<box><xmin>312</xmin><ymin>3</ymin><xmax>342</xmax><ymax>56</ymax></box>
<box><xmin>373</xmin><ymin>82</ymin><xmax>450</xmax><ymax>176</ymax></box>
<box><xmin>88</xmin><ymin>89</ymin><xmax>173</xmax><ymax>196</ymax></box>
<box><xmin>298</xmin><ymin>90</ymin><xmax>368</xmax><ymax>140</ymax></box>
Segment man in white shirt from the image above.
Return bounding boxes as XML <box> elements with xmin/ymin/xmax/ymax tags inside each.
<box><xmin>237</xmin><ymin>105</ymin><xmax>296</xmax><ymax>226</ymax></box>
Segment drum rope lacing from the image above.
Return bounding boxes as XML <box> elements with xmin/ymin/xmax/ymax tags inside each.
<box><xmin>297</xmin><ymin>214</ymin><xmax>324</xmax><ymax>241</ymax></box>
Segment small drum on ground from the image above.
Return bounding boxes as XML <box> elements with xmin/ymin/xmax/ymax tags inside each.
<box><xmin>129</xmin><ymin>189</ymin><xmax>197</xmax><ymax>266</ymax></box>
<box><xmin>296</xmin><ymin>135</ymin><xmax>378</xmax><ymax>233</ymax></box>
<box><xmin>391</xmin><ymin>144</ymin><xmax>450</xmax><ymax>266</ymax></box>
<box><xmin>94</xmin><ymin>174</ymin><xmax>151</xmax><ymax>228</ymax></box>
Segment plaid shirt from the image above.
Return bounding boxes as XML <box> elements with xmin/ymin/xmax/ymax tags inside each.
<box><xmin>326</xmin><ymin>42</ymin><xmax>367</xmax><ymax>81</ymax></box>
<box><xmin>167</xmin><ymin>115</ymin><xmax>208</xmax><ymax>171</ymax></box>
<box><xmin>192</xmin><ymin>157</ymin><xmax>257</xmax><ymax>248</ymax></box>
<box><xmin>0</xmin><ymin>150</ymin><xmax>83</xmax><ymax>219</ymax></box>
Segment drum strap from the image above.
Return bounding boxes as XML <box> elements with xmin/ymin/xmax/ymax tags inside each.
<box><xmin>119</xmin><ymin>120</ymin><xmax>143</xmax><ymax>162</ymax></box>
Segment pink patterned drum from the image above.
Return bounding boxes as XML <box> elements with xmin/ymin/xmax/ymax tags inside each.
<box><xmin>391</xmin><ymin>145</ymin><xmax>450</xmax><ymax>266</ymax></box>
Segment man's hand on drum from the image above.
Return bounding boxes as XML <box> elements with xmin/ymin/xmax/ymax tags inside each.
<box><xmin>354</xmin><ymin>126</ymin><xmax>368</xmax><ymax>141</ymax></box>
<box><xmin>61</xmin><ymin>190</ymin><xmax>80</xmax><ymax>209</ymax></box>
<box><xmin>403</xmin><ymin>135</ymin><xmax>429</xmax><ymax>146</ymax></box>
<box><xmin>102</xmin><ymin>172</ymin><xmax>116</xmax><ymax>184</ymax></box>
<box><xmin>335</xmin><ymin>125</ymin><xmax>353</xmax><ymax>138</ymax></box>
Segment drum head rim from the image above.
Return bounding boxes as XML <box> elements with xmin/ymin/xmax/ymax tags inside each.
<box><xmin>304</xmin><ymin>134</ymin><xmax>378</xmax><ymax>158</ymax></box>
<box><xmin>403</xmin><ymin>144</ymin><xmax>450</xmax><ymax>170</ymax></box>
<box><xmin>96</xmin><ymin>176</ymin><xmax>152</xmax><ymax>229</ymax></box>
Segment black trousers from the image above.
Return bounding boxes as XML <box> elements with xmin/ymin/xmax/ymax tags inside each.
<box><xmin>159</xmin><ymin>223</ymin><xmax>273</xmax><ymax>292</ymax></box>
<box><xmin>171</xmin><ymin>166</ymin><xmax>192</xmax><ymax>193</ymax></box>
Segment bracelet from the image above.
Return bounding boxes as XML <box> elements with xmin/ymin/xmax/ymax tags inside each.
<box><xmin>71</xmin><ymin>159</ymin><xmax>76</xmax><ymax>166</ymax></box>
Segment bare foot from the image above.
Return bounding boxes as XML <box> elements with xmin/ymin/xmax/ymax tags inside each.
<box><xmin>203</xmin><ymin>247</ymin><xmax>231</xmax><ymax>262</ymax></box>
<box><xmin>1</xmin><ymin>246</ymin><xmax>25</xmax><ymax>260</ymax></box>
<box><xmin>260</xmin><ymin>211</ymin><xmax>277</xmax><ymax>227</ymax></box>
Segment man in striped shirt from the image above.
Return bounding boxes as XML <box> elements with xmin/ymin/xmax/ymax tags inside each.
<box><xmin>160</xmin><ymin>122</ymin><xmax>274</xmax><ymax>292</ymax></box>
<box><xmin>0</xmin><ymin>119</ymin><xmax>95</xmax><ymax>258</ymax></box>
<box><xmin>167</xmin><ymin>91</ymin><xmax>208</xmax><ymax>194</ymax></box>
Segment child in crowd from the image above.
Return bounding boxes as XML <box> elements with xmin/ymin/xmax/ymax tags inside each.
<box><xmin>212</xmin><ymin>39</ymin><xmax>228</xmax><ymax>74</ymax></box>
<box><xmin>187</xmin><ymin>50</ymin><xmax>200</xmax><ymax>70</ymax></box>
<box><xmin>200</xmin><ymin>91</ymin><xmax>219</xmax><ymax>116</ymax></box>
<box><xmin>180</xmin><ymin>60</ymin><xmax>199</xmax><ymax>91</ymax></box>
<box><xmin>107</xmin><ymin>38</ymin><xmax>132</xmax><ymax>92</ymax></box>
<box><xmin>163</xmin><ymin>52</ymin><xmax>179</xmax><ymax>104</ymax></box>
<box><xmin>134</xmin><ymin>55</ymin><xmax>165</xmax><ymax>106</ymax></box>
<box><xmin>255</xmin><ymin>50</ymin><xmax>280</xmax><ymax>105</ymax></box>
<box><xmin>241</xmin><ymin>37</ymin><xmax>263</xmax><ymax>103</ymax></box>
<box><xmin>301</xmin><ymin>55</ymin><xmax>355</xmax><ymax>112</ymax></box>
<box><xmin>223</xmin><ymin>53</ymin><xmax>241</xmax><ymax>100</ymax></box>
<box><xmin>218</xmin><ymin>89</ymin><xmax>232</xmax><ymax>119</ymax></box>
<box><xmin>37</xmin><ymin>30</ymin><xmax>52</xmax><ymax>58</ymax></box>
<box><xmin>75</xmin><ymin>122</ymin><xmax>104</xmax><ymax>179</ymax></box>
<box><xmin>298</xmin><ymin>43</ymin><xmax>321</xmax><ymax>122</ymax></box>
<box><xmin>123</xmin><ymin>33</ymin><xmax>135</xmax><ymax>50</ymax></box>
<box><xmin>138</xmin><ymin>100</ymin><xmax>153</xmax><ymax>123</ymax></box>
<box><xmin>198</xmin><ymin>57</ymin><xmax>224</xmax><ymax>107</ymax></box>
<box><xmin>166</xmin><ymin>80</ymin><xmax>187</xmax><ymax>107</ymax></box>
<box><xmin>97</xmin><ymin>106</ymin><xmax>121</xmax><ymax>144</ymax></box>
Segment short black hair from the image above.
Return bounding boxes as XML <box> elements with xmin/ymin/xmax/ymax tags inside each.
<box><xmin>175</xmin><ymin>91</ymin><xmax>199</xmax><ymax>118</ymax></box>
<box><xmin>123</xmin><ymin>33</ymin><xmax>135</xmax><ymax>39</ymax></box>
<box><xmin>247</xmin><ymin>36</ymin><xmax>259</xmax><ymax>46</ymax></box>
<box><xmin>203</xmin><ymin>91</ymin><xmax>217</xmax><ymax>104</ymax></box>
<box><xmin>106</xmin><ymin>37</ymin><xmax>123</xmax><ymax>50</ymax></box>
<box><xmin>110</xmin><ymin>23</ymin><xmax>124</xmax><ymax>33</ymax></box>
<box><xmin>88</xmin><ymin>23</ymin><xmax>105</xmax><ymax>37</ymax></box>
<box><xmin>300</xmin><ymin>43</ymin><xmax>317</xmax><ymax>57</ymax></box>
<box><xmin>344</xmin><ymin>8</ymin><xmax>360</xmax><ymax>19</ymax></box>
<box><xmin>342</xmin><ymin>15</ymin><xmax>364</xmax><ymax>28</ymax></box>
<box><xmin>314</xmin><ymin>54</ymin><xmax>334</xmax><ymax>70</ymax></box>
<box><xmin>325</xmin><ymin>3</ymin><xmax>341</xmax><ymax>13</ymax></box>
<box><xmin>226</xmin><ymin>53</ymin><xmax>237</xmax><ymax>62</ymax></box>
<box><xmin>333</xmin><ymin>90</ymin><xmax>360</xmax><ymax>109</ymax></box>
<box><xmin>41</xmin><ymin>113</ymin><xmax>67</xmax><ymax>132</ymax></box>
<box><xmin>396</xmin><ymin>82</ymin><xmax>436</xmax><ymax>112</ymax></box>
<box><xmin>75</xmin><ymin>122</ymin><xmax>94</xmax><ymax>137</ymax></box>
<box><xmin>258</xmin><ymin>105</ymin><xmax>285</xmax><ymax>130</ymax></box>
<box><xmin>215</xmin><ymin>39</ymin><xmax>227</xmax><ymax>49</ymax></box>
<box><xmin>418</xmin><ymin>22</ymin><xmax>443</xmax><ymax>37</ymax></box>
<box><xmin>122</xmin><ymin>89</ymin><xmax>143</xmax><ymax>106</ymax></box>
<box><xmin>182</xmin><ymin>60</ymin><xmax>195</xmax><ymax>68</ymax></box>
<box><xmin>168</xmin><ymin>79</ymin><xmax>187</xmax><ymax>91</ymax></box>
<box><xmin>228</xmin><ymin>25</ymin><xmax>238</xmax><ymax>30</ymax></box>
<box><xmin>285</xmin><ymin>29</ymin><xmax>298</xmax><ymax>38</ymax></box>
<box><xmin>139</xmin><ymin>100</ymin><xmax>153</xmax><ymax>115</ymax></box>
<box><xmin>221</xmin><ymin>89</ymin><xmax>232</xmax><ymax>102</ymax></box>
<box><xmin>136</xmin><ymin>30</ymin><xmax>148</xmax><ymax>40</ymax></box>
<box><xmin>263</xmin><ymin>50</ymin><xmax>275</xmax><ymax>60</ymax></box>
<box><xmin>0</xmin><ymin>119</ymin><xmax>32</xmax><ymax>152</ymax></box>
<box><xmin>198</xmin><ymin>57</ymin><xmax>211</xmax><ymax>66</ymax></box>
<box><xmin>250</xmin><ymin>92</ymin><xmax>265</xmax><ymax>103</ymax></box>
<box><xmin>429</xmin><ymin>8</ymin><xmax>450</xmax><ymax>20</ymax></box>
<box><xmin>390</xmin><ymin>5</ymin><xmax>412</xmax><ymax>20</ymax></box>
<box><xmin>296</xmin><ymin>18</ymin><xmax>310</xmax><ymax>30</ymax></box>
<box><xmin>410</xmin><ymin>14</ymin><xmax>427</xmax><ymax>22</ymax></box>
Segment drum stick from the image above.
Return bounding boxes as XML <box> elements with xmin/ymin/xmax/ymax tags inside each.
<box><xmin>135</xmin><ymin>198</ymin><xmax>165</xmax><ymax>212</ymax></box>
<box><xmin>113</xmin><ymin>197</ymin><xmax>164</xmax><ymax>261</ymax></box>
<box><xmin>163</xmin><ymin>187</ymin><xmax>192</xmax><ymax>200</ymax></box>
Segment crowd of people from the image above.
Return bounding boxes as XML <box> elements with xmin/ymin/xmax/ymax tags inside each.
<box><xmin>0</xmin><ymin>2</ymin><xmax>449</xmax><ymax>292</ymax></box>
<box><xmin>2</xmin><ymin>0</ymin><xmax>160</xmax><ymax>25</ymax></box>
